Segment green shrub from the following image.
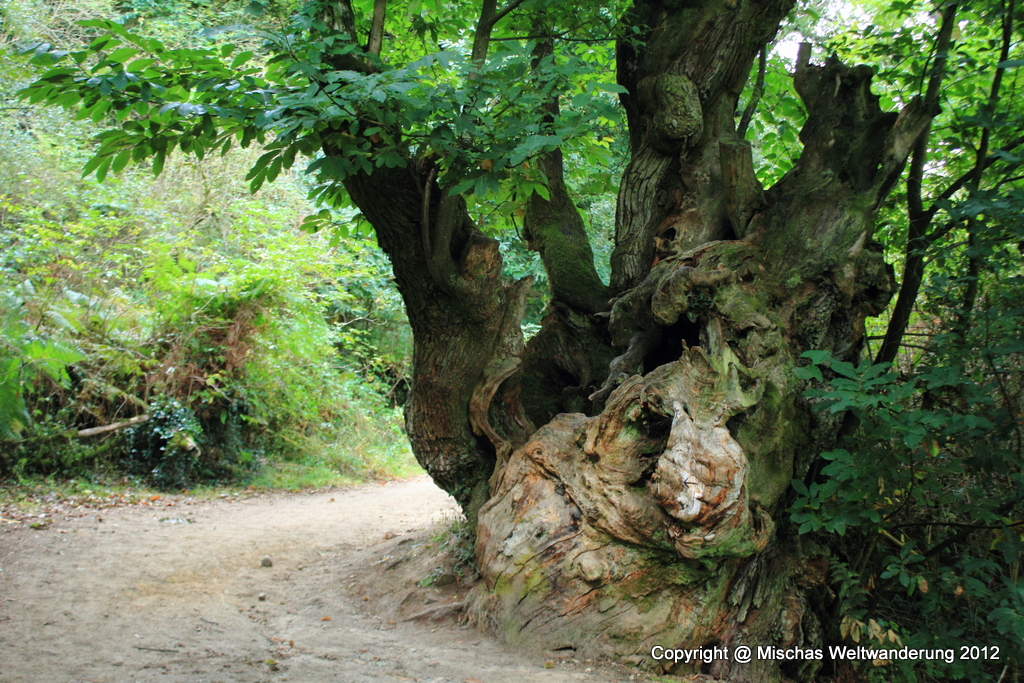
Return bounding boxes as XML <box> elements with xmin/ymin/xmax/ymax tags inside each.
<box><xmin>793</xmin><ymin>342</ymin><xmax>1023</xmax><ymax>681</ymax></box>
<box><xmin>0</xmin><ymin>284</ymin><xmax>85</xmax><ymax>441</ymax></box>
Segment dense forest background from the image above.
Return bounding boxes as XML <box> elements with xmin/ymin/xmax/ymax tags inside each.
<box><xmin>2</xmin><ymin>0</ymin><xmax>1024</xmax><ymax>680</ymax></box>
<box><xmin>0</xmin><ymin>0</ymin><xmax>434</xmax><ymax>488</ymax></box>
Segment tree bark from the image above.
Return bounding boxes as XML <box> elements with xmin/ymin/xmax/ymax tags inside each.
<box><xmin>344</xmin><ymin>165</ymin><xmax>533</xmax><ymax>522</ymax></box>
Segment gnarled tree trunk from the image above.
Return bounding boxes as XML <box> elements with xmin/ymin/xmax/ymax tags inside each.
<box><xmin>333</xmin><ymin>0</ymin><xmax>932</xmax><ymax>679</ymax></box>
<box><xmin>462</xmin><ymin>3</ymin><xmax>928</xmax><ymax>681</ymax></box>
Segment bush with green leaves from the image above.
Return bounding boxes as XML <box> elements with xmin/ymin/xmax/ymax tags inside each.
<box><xmin>792</xmin><ymin>342</ymin><xmax>1023</xmax><ymax>681</ymax></box>
<box><xmin>0</xmin><ymin>199</ymin><xmax>416</xmax><ymax>484</ymax></box>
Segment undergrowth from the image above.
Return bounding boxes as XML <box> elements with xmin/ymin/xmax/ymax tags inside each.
<box><xmin>0</xmin><ymin>1</ymin><xmax>417</xmax><ymax>488</ymax></box>
<box><xmin>419</xmin><ymin>512</ymin><xmax>478</xmax><ymax>586</ymax></box>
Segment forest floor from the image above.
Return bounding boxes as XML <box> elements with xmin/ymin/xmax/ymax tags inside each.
<box><xmin>0</xmin><ymin>476</ymin><xmax>663</xmax><ymax>683</ymax></box>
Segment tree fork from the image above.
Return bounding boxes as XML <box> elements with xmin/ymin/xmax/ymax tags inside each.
<box><xmin>311</xmin><ymin>0</ymin><xmax>539</xmax><ymax>520</ymax></box>
<box><xmin>518</xmin><ymin>31</ymin><xmax>617</xmax><ymax>425</ymax></box>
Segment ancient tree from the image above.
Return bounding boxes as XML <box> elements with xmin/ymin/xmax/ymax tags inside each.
<box><xmin>20</xmin><ymin>0</ymin><xmax>987</xmax><ymax>679</ymax></box>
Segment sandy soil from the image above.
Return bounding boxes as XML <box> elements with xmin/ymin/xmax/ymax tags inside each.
<box><xmin>0</xmin><ymin>476</ymin><xmax>656</xmax><ymax>683</ymax></box>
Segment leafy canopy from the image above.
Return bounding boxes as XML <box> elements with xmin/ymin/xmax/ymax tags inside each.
<box><xmin>18</xmin><ymin>0</ymin><xmax>625</xmax><ymax>235</ymax></box>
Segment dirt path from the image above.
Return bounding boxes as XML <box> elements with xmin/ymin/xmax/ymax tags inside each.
<box><xmin>0</xmin><ymin>477</ymin><xmax>653</xmax><ymax>683</ymax></box>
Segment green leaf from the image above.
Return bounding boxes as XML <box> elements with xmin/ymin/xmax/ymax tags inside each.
<box><xmin>104</xmin><ymin>47</ymin><xmax>140</xmax><ymax>64</ymax></box>
<box><xmin>231</xmin><ymin>51</ymin><xmax>254</xmax><ymax>69</ymax></box>
<box><xmin>95</xmin><ymin>157</ymin><xmax>113</xmax><ymax>182</ymax></box>
<box><xmin>794</xmin><ymin>365</ymin><xmax>823</xmax><ymax>381</ymax></box>
<box><xmin>111</xmin><ymin>148</ymin><xmax>132</xmax><ymax>174</ymax></box>
<box><xmin>152</xmin><ymin>150</ymin><xmax>165</xmax><ymax>176</ymax></box>
<box><xmin>801</xmin><ymin>350</ymin><xmax>833</xmax><ymax>364</ymax></box>
<box><xmin>81</xmin><ymin>155</ymin><xmax>106</xmax><ymax>179</ymax></box>
<box><xmin>830</xmin><ymin>360</ymin><xmax>858</xmax><ymax>379</ymax></box>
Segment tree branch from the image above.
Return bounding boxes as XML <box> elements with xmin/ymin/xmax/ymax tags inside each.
<box><xmin>906</xmin><ymin>2</ymin><xmax>958</xmax><ymax>221</ymax></box>
<box><xmin>522</xmin><ymin>32</ymin><xmax>609</xmax><ymax>314</ymax></box>
<box><xmin>367</xmin><ymin>0</ymin><xmax>387</xmax><ymax>56</ymax></box>
<box><xmin>471</xmin><ymin>0</ymin><xmax>527</xmax><ymax>68</ymax></box>
<box><xmin>922</xmin><ymin>500</ymin><xmax>1019</xmax><ymax>560</ymax></box>
<box><xmin>491</xmin><ymin>0</ymin><xmax>527</xmax><ymax>26</ymax></box>
<box><xmin>737</xmin><ymin>45</ymin><xmax>766</xmax><ymax>139</ymax></box>
<box><xmin>76</xmin><ymin>414</ymin><xmax>150</xmax><ymax>438</ymax></box>
<box><xmin>928</xmin><ymin>135</ymin><xmax>1024</xmax><ymax>216</ymax></box>
<box><xmin>872</xmin><ymin>2</ymin><xmax>958</xmax><ymax>368</ymax></box>
<box><xmin>470</xmin><ymin>0</ymin><xmax>526</xmax><ymax>68</ymax></box>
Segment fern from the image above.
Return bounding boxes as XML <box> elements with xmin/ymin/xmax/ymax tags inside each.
<box><xmin>0</xmin><ymin>358</ymin><xmax>29</xmax><ymax>440</ymax></box>
<box><xmin>0</xmin><ymin>289</ymin><xmax>85</xmax><ymax>440</ymax></box>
